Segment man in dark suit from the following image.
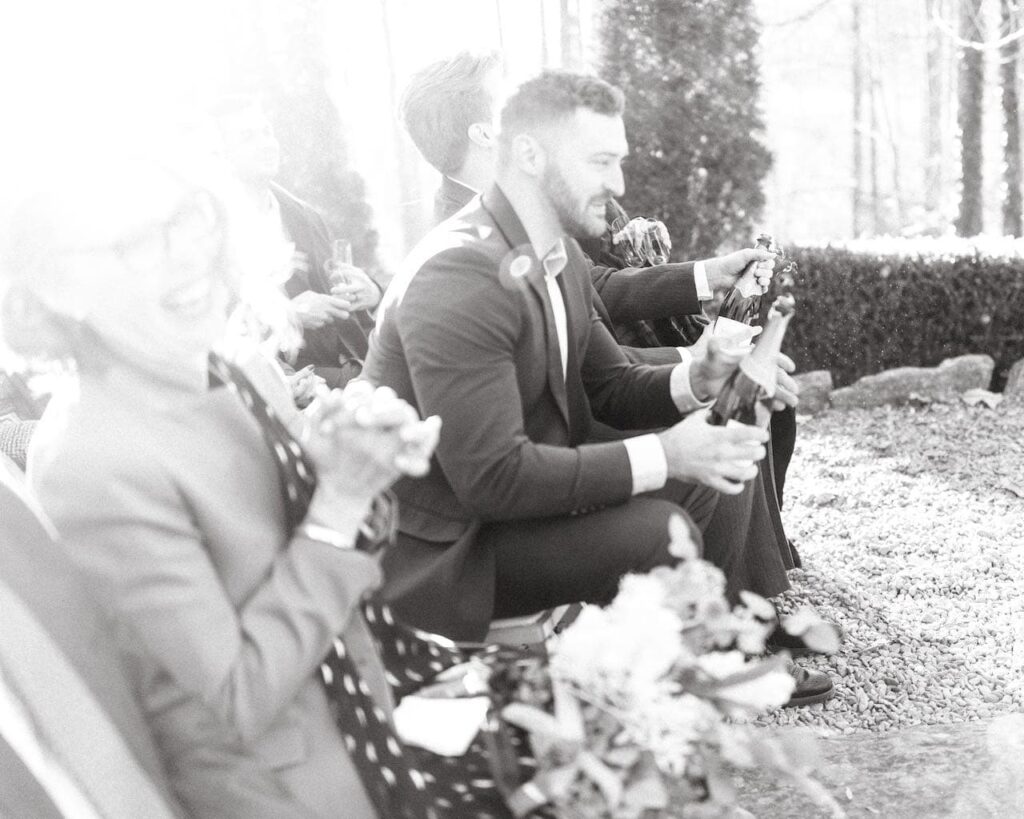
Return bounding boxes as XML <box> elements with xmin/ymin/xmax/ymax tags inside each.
<box><xmin>0</xmin><ymin>455</ymin><xmax>182</xmax><ymax>818</ymax></box>
<box><xmin>214</xmin><ymin>96</ymin><xmax>380</xmax><ymax>388</ymax></box>
<box><xmin>400</xmin><ymin>51</ymin><xmax>776</xmax><ymax>367</ymax></box>
<box><xmin>367</xmin><ymin>70</ymin><xmax>784</xmax><ymax>638</ymax></box>
<box><xmin>399</xmin><ymin>52</ymin><xmax>801</xmax><ymax>595</ymax></box>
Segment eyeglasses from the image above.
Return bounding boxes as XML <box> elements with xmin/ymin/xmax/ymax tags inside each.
<box><xmin>71</xmin><ymin>189</ymin><xmax>226</xmax><ymax>273</ymax></box>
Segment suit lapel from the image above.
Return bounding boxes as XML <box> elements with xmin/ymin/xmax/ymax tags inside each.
<box><xmin>481</xmin><ymin>186</ymin><xmax>571</xmax><ymax>432</ymax></box>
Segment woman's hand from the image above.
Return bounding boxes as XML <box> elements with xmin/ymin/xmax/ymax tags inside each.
<box><xmin>303</xmin><ymin>381</ymin><xmax>440</xmax><ymax>507</ymax></box>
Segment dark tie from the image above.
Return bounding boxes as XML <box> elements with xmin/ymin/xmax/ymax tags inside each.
<box><xmin>208</xmin><ymin>354</ymin><xmax>432</xmax><ymax>819</ymax></box>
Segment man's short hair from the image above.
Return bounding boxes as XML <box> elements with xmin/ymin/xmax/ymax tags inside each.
<box><xmin>400</xmin><ymin>51</ymin><xmax>501</xmax><ymax>176</ymax></box>
<box><xmin>498</xmin><ymin>70</ymin><xmax>625</xmax><ymax>160</ymax></box>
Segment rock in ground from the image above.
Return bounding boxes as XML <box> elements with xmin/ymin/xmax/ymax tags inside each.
<box><xmin>794</xmin><ymin>370</ymin><xmax>833</xmax><ymax>414</ymax></box>
<box><xmin>829</xmin><ymin>354</ymin><xmax>993</xmax><ymax>410</ymax></box>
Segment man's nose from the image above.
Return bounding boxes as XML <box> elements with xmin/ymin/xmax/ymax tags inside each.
<box><xmin>606</xmin><ymin>164</ymin><xmax>625</xmax><ymax>198</ymax></box>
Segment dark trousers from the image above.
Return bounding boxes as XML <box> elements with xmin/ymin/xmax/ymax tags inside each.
<box><xmin>489</xmin><ymin>480</ymin><xmax>719</xmax><ymax>619</ymax></box>
<box><xmin>770</xmin><ymin>405</ymin><xmax>796</xmax><ymax>509</ymax></box>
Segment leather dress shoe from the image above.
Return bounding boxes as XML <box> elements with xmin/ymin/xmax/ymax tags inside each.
<box><xmin>783</xmin><ymin>663</ymin><xmax>834</xmax><ymax>708</ymax></box>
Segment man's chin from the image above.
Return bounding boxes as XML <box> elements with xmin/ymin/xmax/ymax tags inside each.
<box><xmin>577</xmin><ymin>214</ymin><xmax>608</xmax><ymax>240</ymax></box>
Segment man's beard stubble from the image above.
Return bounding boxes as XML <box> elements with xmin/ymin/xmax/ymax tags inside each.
<box><xmin>540</xmin><ymin>163</ymin><xmax>608</xmax><ymax>241</ymax></box>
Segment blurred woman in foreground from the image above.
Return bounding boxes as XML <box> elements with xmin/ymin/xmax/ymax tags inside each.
<box><xmin>2</xmin><ymin>160</ymin><xmax>439</xmax><ymax>819</ymax></box>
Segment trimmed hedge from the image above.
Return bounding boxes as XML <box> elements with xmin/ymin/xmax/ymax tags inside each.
<box><xmin>778</xmin><ymin>239</ymin><xmax>1024</xmax><ymax>390</ymax></box>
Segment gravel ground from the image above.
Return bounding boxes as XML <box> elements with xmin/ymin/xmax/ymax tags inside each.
<box><xmin>757</xmin><ymin>395</ymin><xmax>1024</xmax><ymax>735</ymax></box>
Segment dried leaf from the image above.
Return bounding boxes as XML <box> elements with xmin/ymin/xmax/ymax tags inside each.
<box><xmin>1000</xmin><ymin>482</ymin><xmax>1024</xmax><ymax>499</ymax></box>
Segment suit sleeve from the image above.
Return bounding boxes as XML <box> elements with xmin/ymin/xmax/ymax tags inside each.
<box><xmin>589</xmin><ymin>261</ymin><xmax>702</xmax><ymax>323</ymax></box>
<box><xmin>577</xmin><ymin>304</ymin><xmax>683</xmax><ymax>431</ymax></box>
<box><xmin>33</xmin><ymin>432</ymin><xmax>383</xmax><ymax>743</ymax></box>
<box><xmin>396</xmin><ymin>250</ymin><xmax>636</xmax><ymax>520</ymax></box>
<box><xmin>620</xmin><ymin>344</ymin><xmax>684</xmax><ymax>366</ymax></box>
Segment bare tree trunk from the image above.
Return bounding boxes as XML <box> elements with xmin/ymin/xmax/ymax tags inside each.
<box><xmin>870</xmin><ymin>63</ymin><xmax>882</xmax><ymax>234</ymax></box>
<box><xmin>853</xmin><ymin>0</ymin><xmax>864</xmax><ymax>237</ymax></box>
<box><xmin>560</xmin><ymin>0</ymin><xmax>583</xmax><ymax>70</ymax></box>
<box><xmin>540</xmin><ymin>0</ymin><xmax>550</xmax><ymax>68</ymax></box>
<box><xmin>380</xmin><ymin>0</ymin><xmax>426</xmax><ymax>254</ymax></box>
<box><xmin>925</xmin><ymin>0</ymin><xmax>944</xmax><ymax>213</ymax></box>
<box><xmin>1001</xmin><ymin>0</ymin><xmax>1023</xmax><ymax>236</ymax></box>
<box><xmin>956</xmin><ymin>0</ymin><xmax>985</xmax><ymax>237</ymax></box>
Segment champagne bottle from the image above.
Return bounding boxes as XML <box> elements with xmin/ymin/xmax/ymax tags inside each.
<box><xmin>708</xmin><ymin>295</ymin><xmax>796</xmax><ymax>429</ymax></box>
<box><xmin>718</xmin><ymin>233</ymin><xmax>776</xmax><ymax>326</ymax></box>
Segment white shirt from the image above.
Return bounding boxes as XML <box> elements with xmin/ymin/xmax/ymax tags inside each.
<box><xmin>539</xmin><ymin>241</ymin><xmax>709</xmax><ymax>495</ymax></box>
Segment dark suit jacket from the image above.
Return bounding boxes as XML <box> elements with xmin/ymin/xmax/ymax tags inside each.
<box><xmin>434</xmin><ymin>177</ymin><xmax>699</xmax><ymax>365</ymax></box>
<box><xmin>0</xmin><ymin>459</ymin><xmax>182</xmax><ymax>817</ymax></box>
<box><xmin>364</xmin><ymin>185</ymin><xmax>684</xmax><ymax>640</ymax></box>
<box><xmin>273</xmin><ymin>184</ymin><xmax>374</xmax><ymax>388</ymax></box>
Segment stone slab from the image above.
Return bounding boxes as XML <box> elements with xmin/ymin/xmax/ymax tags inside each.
<box><xmin>732</xmin><ymin>715</ymin><xmax>1024</xmax><ymax>818</ymax></box>
<box><xmin>830</xmin><ymin>355</ymin><xmax>994</xmax><ymax>410</ymax></box>
<box><xmin>794</xmin><ymin>370</ymin><xmax>833</xmax><ymax>414</ymax></box>
<box><xmin>1005</xmin><ymin>358</ymin><xmax>1024</xmax><ymax>397</ymax></box>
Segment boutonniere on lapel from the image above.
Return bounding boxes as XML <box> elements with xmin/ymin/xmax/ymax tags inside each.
<box><xmin>499</xmin><ymin>249</ymin><xmax>538</xmax><ymax>291</ymax></box>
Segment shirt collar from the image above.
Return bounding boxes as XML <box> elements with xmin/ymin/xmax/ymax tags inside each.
<box><xmin>541</xmin><ymin>238</ymin><xmax>568</xmax><ymax>280</ymax></box>
<box><xmin>445</xmin><ymin>175</ymin><xmax>480</xmax><ymax>196</ymax></box>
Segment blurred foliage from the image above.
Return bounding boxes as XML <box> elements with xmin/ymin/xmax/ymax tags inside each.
<box><xmin>780</xmin><ymin>244</ymin><xmax>1024</xmax><ymax>390</ymax></box>
<box><xmin>597</xmin><ymin>0</ymin><xmax>772</xmax><ymax>260</ymax></box>
<box><xmin>239</xmin><ymin>0</ymin><xmax>381</xmax><ymax>275</ymax></box>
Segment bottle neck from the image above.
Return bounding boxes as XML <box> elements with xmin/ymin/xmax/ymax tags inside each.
<box><xmin>737</xmin><ymin>305</ymin><xmax>793</xmax><ymax>394</ymax></box>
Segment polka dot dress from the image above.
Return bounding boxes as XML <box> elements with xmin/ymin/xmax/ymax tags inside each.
<box><xmin>210</xmin><ymin>356</ymin><xmax>539</xmax><ymax>818</ymax></box>
<box><xmin>209</xmin><ymin>355</ymin><xmax>432</xmax><ymax>818</ymax></box>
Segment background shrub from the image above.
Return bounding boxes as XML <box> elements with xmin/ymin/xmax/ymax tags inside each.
<box><xmin>598</xmin><ymin>0</ymin><xmax>772</xmax><ymax>260</ymax></box>
<box><xmin>780</xmin><ymin>239</ymin><xmax>1024</xmax><ymax>390</ymax></box>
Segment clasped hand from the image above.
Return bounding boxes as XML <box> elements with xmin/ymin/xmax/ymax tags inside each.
<box><xmin>302</xmin><ymin>381</ymin><xmax>441</xmax><ymax>503</ymax></box>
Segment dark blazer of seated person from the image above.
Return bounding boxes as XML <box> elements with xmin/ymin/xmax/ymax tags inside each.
<box><xmin>0</xmin><ymin>456</ymin><xmax>182</xmax><ymax>818</ymax></box>
<box><xmin>274</xmin><ymin>183</ymin><xmax>376</xmax><ymax>389</ymax></box>
<box><xmin>435</xmin><ymin>175</ymin><xmax>695</xmax><ymax>367</ymax></box>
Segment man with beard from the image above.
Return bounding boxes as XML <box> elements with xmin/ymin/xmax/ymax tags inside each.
<box><xmin>401</xmin><ymin>52</ymin><xmax>806</xmax><ymax>629</ymax></box>
<box><xmin>364</xmin><ymin>71</ymin><xmax>831</xmax><ymax>707</ymax></box>
<box><xmin>399</xmin><ymin>51</ymin><xmax>773</xmax><ymax>365</ymax></box>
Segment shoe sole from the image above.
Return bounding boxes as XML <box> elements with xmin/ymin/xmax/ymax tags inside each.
<box><xmin>783</xmin><ymin>682</ymin><xmax>835</xmax><ymax>709</ymax></box>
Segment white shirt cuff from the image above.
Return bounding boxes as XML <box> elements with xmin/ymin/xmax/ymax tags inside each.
<box><xmin>694</xmin><ymin>260</ymin><xmax>713</xmax><ymax>302</ymax></box>
<box><xmin>669</xmin><ymin>358</ymin><xmax>712</xmax><ymax>413</ymax></box>
<box><xmin>675</xmin><ymin>346</ymin><xmax>692</xmax><ymax>364</ymax></box>
<box><xmin>623</xmin><ymin>433</ymin><xmax>668</xmax><ymax>495</ymax></box>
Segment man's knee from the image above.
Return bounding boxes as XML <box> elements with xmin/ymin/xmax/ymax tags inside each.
<box><xmin>621</xmin><ymin>497</ymin><xmax>704</xmax><ymax>570</ymax></box>
<box><xmin>644</xmin><ymin>479</ymin><xmax>719</xmax><ymax>532</ymax></box>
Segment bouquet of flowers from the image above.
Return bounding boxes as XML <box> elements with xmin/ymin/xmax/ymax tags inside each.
<box><xmin>493</xmin><ymin>517</ymin><xmax>843</xmax><ymax>819</ymax></box>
